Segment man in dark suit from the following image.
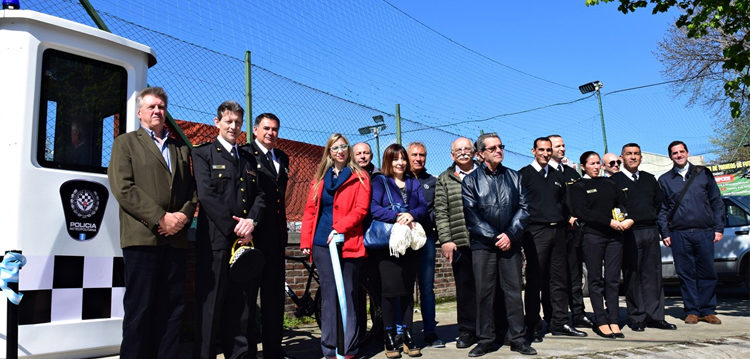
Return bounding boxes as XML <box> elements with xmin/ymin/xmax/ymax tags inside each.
<box><xmin>520</xmin><ymin>137</ymin><xmax>586</xmax><ymax>342</ymax></box>
<box><xmin>547</xmin><ymin>134</ymin><xmax>594</xmax><ymax>329</ymax></box>
<box><xmin>108</xmin><ymin>87</ymin><xmax>197</xmax><ymax>359</ymax></box>
<box><xmin>247</xmin><ymin>112</ymin><xmax>292</xmax><ymax>358</ymax></box>
<box><xmin>193</xmin><ymin>101</ymin><xmax>265</xmax><ymax>358</ymax></box>
<box><xmin>611</xmin><ymin>143</ymin><xmax>676</xmax><ymax>332</ymax></box>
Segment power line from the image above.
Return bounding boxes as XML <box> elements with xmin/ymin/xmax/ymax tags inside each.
<box><xmin>381</xmin><ymin>0</ymin><xmax>575</xmax><ymax>91</ymax></box>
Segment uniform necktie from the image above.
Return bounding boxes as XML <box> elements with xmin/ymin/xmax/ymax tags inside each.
<box><xmin>633</xmin><ymin>172</ymin><xmax>638</xmax><ymax>181</ymax></box>
<box><xmin>267</xmin><ymin>150</ymin><xmax>277</xmax><ymax>177</ymax></box>
<box><xmin>558</xmin><ymin>164</ymin><xmax>563</xmax><ymax>173</ymax></box>
<box><xmin>230</xmin><ymin>146</ymin><xmax>238</xmax><ymax>160</ymax></box>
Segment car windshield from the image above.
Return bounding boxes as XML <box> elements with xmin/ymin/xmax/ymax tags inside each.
<box><xmin>731</xmin><ymin>196</ymin><xmax>750</xmax><ymax>209</ymax></box>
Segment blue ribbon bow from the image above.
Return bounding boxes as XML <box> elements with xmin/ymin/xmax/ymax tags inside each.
<box><xmin>0</xmin><ymin>252</ymin><xmax>26</xmax><ymax>305</ymax></box>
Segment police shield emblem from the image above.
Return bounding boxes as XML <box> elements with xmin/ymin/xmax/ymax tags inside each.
<box><xmin>59</xmin><ymin>180</ymin><xmax>109</xmax><ymax>241</ymax></box>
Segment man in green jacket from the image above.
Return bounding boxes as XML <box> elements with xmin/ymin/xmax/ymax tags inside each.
<box><xmin>108</xmin><ymin>87</ymin><xmax>197</xmax><ymax>359</ymax></box>
<box><xmin>434</xmin><ymin>137</ymin><xmax>478</xmax><ymax>349</ymax></box>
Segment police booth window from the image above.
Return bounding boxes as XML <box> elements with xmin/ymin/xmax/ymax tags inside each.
<box><xmin>37</xmin><ymin>49</ymin><xmax>127</xmax><ymax>173</ymax></box>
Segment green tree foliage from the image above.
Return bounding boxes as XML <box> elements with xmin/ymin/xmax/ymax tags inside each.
<box><xmin>586</xmin><ymin>0</ymin><xmax>750</xmax><ymax>119</ymax></box>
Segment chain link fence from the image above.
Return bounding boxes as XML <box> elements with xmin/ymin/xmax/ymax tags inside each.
<box><xmin>24</xmin><ymin>0</ymin><xmax>477</xmax><ymax>230</ymax></box>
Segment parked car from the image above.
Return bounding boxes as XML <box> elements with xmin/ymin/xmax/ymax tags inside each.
<box><xmin>661</xmin><ymin>195</ymin><xmax>750</xmax><ymax>294</ymax></box>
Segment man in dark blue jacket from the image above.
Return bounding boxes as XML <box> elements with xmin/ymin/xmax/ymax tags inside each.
<box><xmin>462</xmin><ymin>133</ymin><xmax>534</xmax><ymax>356</ymax></box>
<box><xmin>657</xmin><ymin>140</ymin><xmax>724</xmax><ymax>325</ymax></box>
<box><xmin>408</xmin><ymin>141</ymin><xmax>445</xmax><ymax>348</ymax></box>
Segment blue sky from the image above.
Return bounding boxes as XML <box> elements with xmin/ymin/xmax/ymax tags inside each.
<box><xmin>38</xmin><ymin>0</ymin><xmax>718</xmax><ymax>171</ymax></box>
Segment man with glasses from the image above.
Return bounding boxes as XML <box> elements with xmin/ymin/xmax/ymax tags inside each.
<box><xmin>602</xmin><ymin>153</ymin><xmax>621</xmax><ymax>177</ymax></box>
<box><xmin>462</xmin><ymin>133</ymin><xmax>535</xmax><ymax>356</ymax></box>
<box><xmin>435</xmin><ymin>137</ymin><xmax>478</xmax><ymax>350</ymax></box>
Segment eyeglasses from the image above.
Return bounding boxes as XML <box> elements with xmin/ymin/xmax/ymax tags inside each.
<box><xmin>484</xmin><ymin>144</ymin><xmax>505</xmax><ymax>153</ymax></box>
<box><xmin>453</xmin><ymin>147</ymin><xmax>474</xmax><ymax>154</ymax></box>
<box><xmin>607</xmin><ymin>160</ymin><xmax>622</xmax><ymax>167</ymax></box>
<box><xmin>330</xmin><ymin>144</ymin><xmax>349</xmax><ymax>152</ymax></box>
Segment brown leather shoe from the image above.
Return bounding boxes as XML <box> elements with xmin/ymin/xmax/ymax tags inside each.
<box><xmin>684</xmin><ymin>314</ymin><xmax>699</xmax><ymax>324</ymax></box>
<box><xmin>699</xmin><ymin>314</ymin><xmax>722</xmax><ymax>324</ymax></box>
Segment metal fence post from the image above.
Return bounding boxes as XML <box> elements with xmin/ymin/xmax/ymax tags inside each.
<box><xmin>5</xmin><ymin>249</ymin><xmax>21</xmax><ymax>359</ymax></box>
<box><xmin>395</xmin><ymin>103</ymin><xmax>401</xmax><ymax>145</ymax></box>
<box><xmin>245</xmin><ymin>50</ymin><xmax>252</xmax><ymax>143</ymax></box>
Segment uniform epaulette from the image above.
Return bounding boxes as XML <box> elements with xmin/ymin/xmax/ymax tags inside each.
<box><xmin>195</xmin><ymin>141</ymin><xmax>212</xmax><ymax>148</ymax></box>
<box><xmin>239</xmin><ymin>143</ymin><xmax>252</xmax><ymax>149</ymax></box>
<box><xmin>567</xmin><ymin>178</ymin><xmax>581</xmax><ymax>185</ymax></box>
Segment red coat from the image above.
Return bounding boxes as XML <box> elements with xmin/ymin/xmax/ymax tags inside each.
<box><xmin>300</xmin><ymin>168</ymin><xmax>371</xmax><ymax>258</ymax></box>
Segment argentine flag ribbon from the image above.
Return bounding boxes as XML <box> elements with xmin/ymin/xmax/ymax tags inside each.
<box><xmin>0</xmin><ymin>252</ymin><xmax>26</xmax><ymax>305</ymax></box>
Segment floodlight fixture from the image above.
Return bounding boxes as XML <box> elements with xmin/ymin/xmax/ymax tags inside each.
<box><xmin>579</xmin><ymin>80</ymin><xmax>608</xmax><ymax>152</ymax></box>
<box><xmin>578</xmin><ymin>81</ymin><xmax>603</xmax><ymax>94</ymax></box>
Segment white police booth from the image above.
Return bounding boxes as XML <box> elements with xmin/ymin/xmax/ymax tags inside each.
<box><xmin>0</xmin><ymin>5</ymin><xmax>155</xmax><ymax>358</ymax></box>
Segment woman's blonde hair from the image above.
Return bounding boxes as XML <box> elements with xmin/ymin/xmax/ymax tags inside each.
<box><xmin>311</xmin><ymin>133</ymin><xmax>364</xmax><ymax>199</ymax></box>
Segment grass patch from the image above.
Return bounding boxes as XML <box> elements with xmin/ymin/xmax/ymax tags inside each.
<box><xmin>283</xmin><ymin>314</ymin><xmax>317</xmax><ymax>329</ymax></box>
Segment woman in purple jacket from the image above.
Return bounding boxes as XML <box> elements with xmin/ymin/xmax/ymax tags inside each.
<box><xmin>370</xmin><ymin>143</ymin><xmax>428</xmax><ymax>358</ymax></box>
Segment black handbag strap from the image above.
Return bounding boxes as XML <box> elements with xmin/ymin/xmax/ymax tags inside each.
<box><xmin>668</xmin><ymin>165</ymin><xmax>704</xmax><ymax>223</ymax></box>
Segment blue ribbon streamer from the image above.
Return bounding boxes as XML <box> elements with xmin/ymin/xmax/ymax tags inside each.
<box><xmin>328</xmin><ymin>234</ymin><xmax>346</xmax><ymax>359</ymax></box>
<box><xmin>0</xmin><ymin>252</ymin><xmax>26</xmax><ymax>305</ymax></box>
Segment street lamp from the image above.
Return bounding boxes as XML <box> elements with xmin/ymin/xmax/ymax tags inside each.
<box><xmin>358</xmin><ymin>115</ymin><xmax>387</xmax><ymax>167</ymax></box>
<box><xmin>579</xmin><ymin>80</ymin><xmax>608</xmax><ymax>153</ymax></box>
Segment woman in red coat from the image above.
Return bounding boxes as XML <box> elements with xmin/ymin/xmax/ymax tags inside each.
<box><xmin>300</xmin><ymin>133</ymin><xmax>371</xmax><ymax>359</ymax></box>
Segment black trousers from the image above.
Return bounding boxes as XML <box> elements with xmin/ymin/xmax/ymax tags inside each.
<box><xmin>314</xmin><ymin>247</ymin><xmax>361</xmax><ymax>357</ymax></box>
<box><xmin>451</xmin><ymin>246</ymin><xmax>476</xmax><ymax>335</ymax></box>
<box><xmin>195</xmin><ymin>245</ymin><xmax>259</xmax><ymax>359</ymax></box>
<box><xmin>246</xmin><ymin>244</ymin><xmax>286</xmax><ymax>358</ymax></box>
<box><xmin>623</xmin><ymin>228</ymin><xmax>666</xmax><ymax>324</ymax></box>
<box><xmin>566</xmin><ymin>228</ymin><xmax>586</xmax><ymax>320</ymax></box>
<box><xmin>523</xmin><ymin>224</ymin><xmax>569</xmax><ymax>330</ymax></box>
<box><xmin>582</xmin><ymin>232</ymin><xmax>623</xmax><ymax>326</ymax></box>
<box><xmin>121</xmin><ymin>246</ymin><xmax>186</xmax><ymax>359</ymax></box>
<box><xmin>472</xmin><ymin>247</ymin><xmax>526</xmax><ymax>346</ymax></box>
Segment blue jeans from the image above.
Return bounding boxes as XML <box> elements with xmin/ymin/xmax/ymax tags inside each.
<box><xmin>417</xmin><ymin>235</ymin><xmax>437</xmax><ymax>335</ymax></box>
<box><xmin>670</xmin><ymin>230</ymin><xmax>717</xmax><ymax>316</ymax></box>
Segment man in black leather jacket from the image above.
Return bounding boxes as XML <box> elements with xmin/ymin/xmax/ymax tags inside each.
<box><xmin>462</xmin><ymin>133</ymin><xmax>534</xmax><ymax>357</ymax></box>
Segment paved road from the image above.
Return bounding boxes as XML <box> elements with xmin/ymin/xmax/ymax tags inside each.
<box><xmin>281</xmin><ymin>285</ymin><xmax>750</xmax><ymax>359</ymax></box>
<box><xmin>101</xmin><ymin>286</ymin><xmax>749</xmax><ymax>358</ymax></box>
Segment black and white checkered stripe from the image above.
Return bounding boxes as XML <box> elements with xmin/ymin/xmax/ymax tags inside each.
<box><xmin>0</xmin><ymin>255</ymin><xmax>124</xmax><ymax>325</ymax></box>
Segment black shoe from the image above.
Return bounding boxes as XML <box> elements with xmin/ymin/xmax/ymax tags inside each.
<box><xmin>550</xmin><ymin>324</ymin><xmax>587</xmax><ymax>337</ymax></box>
<box><xmin>423</xmin><ymin>333</ymin><xmax>445</xmax><ymax>348</ymax></box>
<box><xmin>456</xmin><ymin>332</ymin><xmax>477</xmax><ymax>349</ymax></box>
<box><xmin>510</xmin><ymin>343</ymin><xmax>537</xmax><ymax>356</ymax></box>
<box><xmin>384</xmin><ymin>329</ymin><xmax>402</xmax><ymax>357</ymax></box>
<box><xmin>402</xmin><ymin>328</ymin><xmax>421</xmax><ymax>357</ymax></box>
<box><xmin>630</xmin><ymin>321</ymin><xmax>645</xmax><ymax>332</ymax></box>
<box><xmin>592</xmin><ymin>326</ymin><xmax>616</xmax><ymax>339</ymax></box>
<box><xmin>468</xmin><ymin>343</ymin><xmax>496</xmax><ymax>357</ymax></box>
<box><xmin>647</xmin><ymin>320</ymin><xmax>677</xmax><ymax>330</ymax></box>
<box><xmin>612</xmin><ymin>331</ymin><xmax>625</xmax><ymax>339</ymax></box>
<box><xmin>573</xmin><ymin>316</ymin><xmax>594</xmax><ymax>328</ymax></box>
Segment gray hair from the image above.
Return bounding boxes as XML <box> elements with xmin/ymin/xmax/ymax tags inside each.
<box><xmin>136</xmin><ymin>87</ymin><xmax>168</xmax><ymax>109</ymax></box>
<box><xmin>476</xmin><ymin>132</ymin><xmax>501</xmax><ymax>152</ymax></box>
